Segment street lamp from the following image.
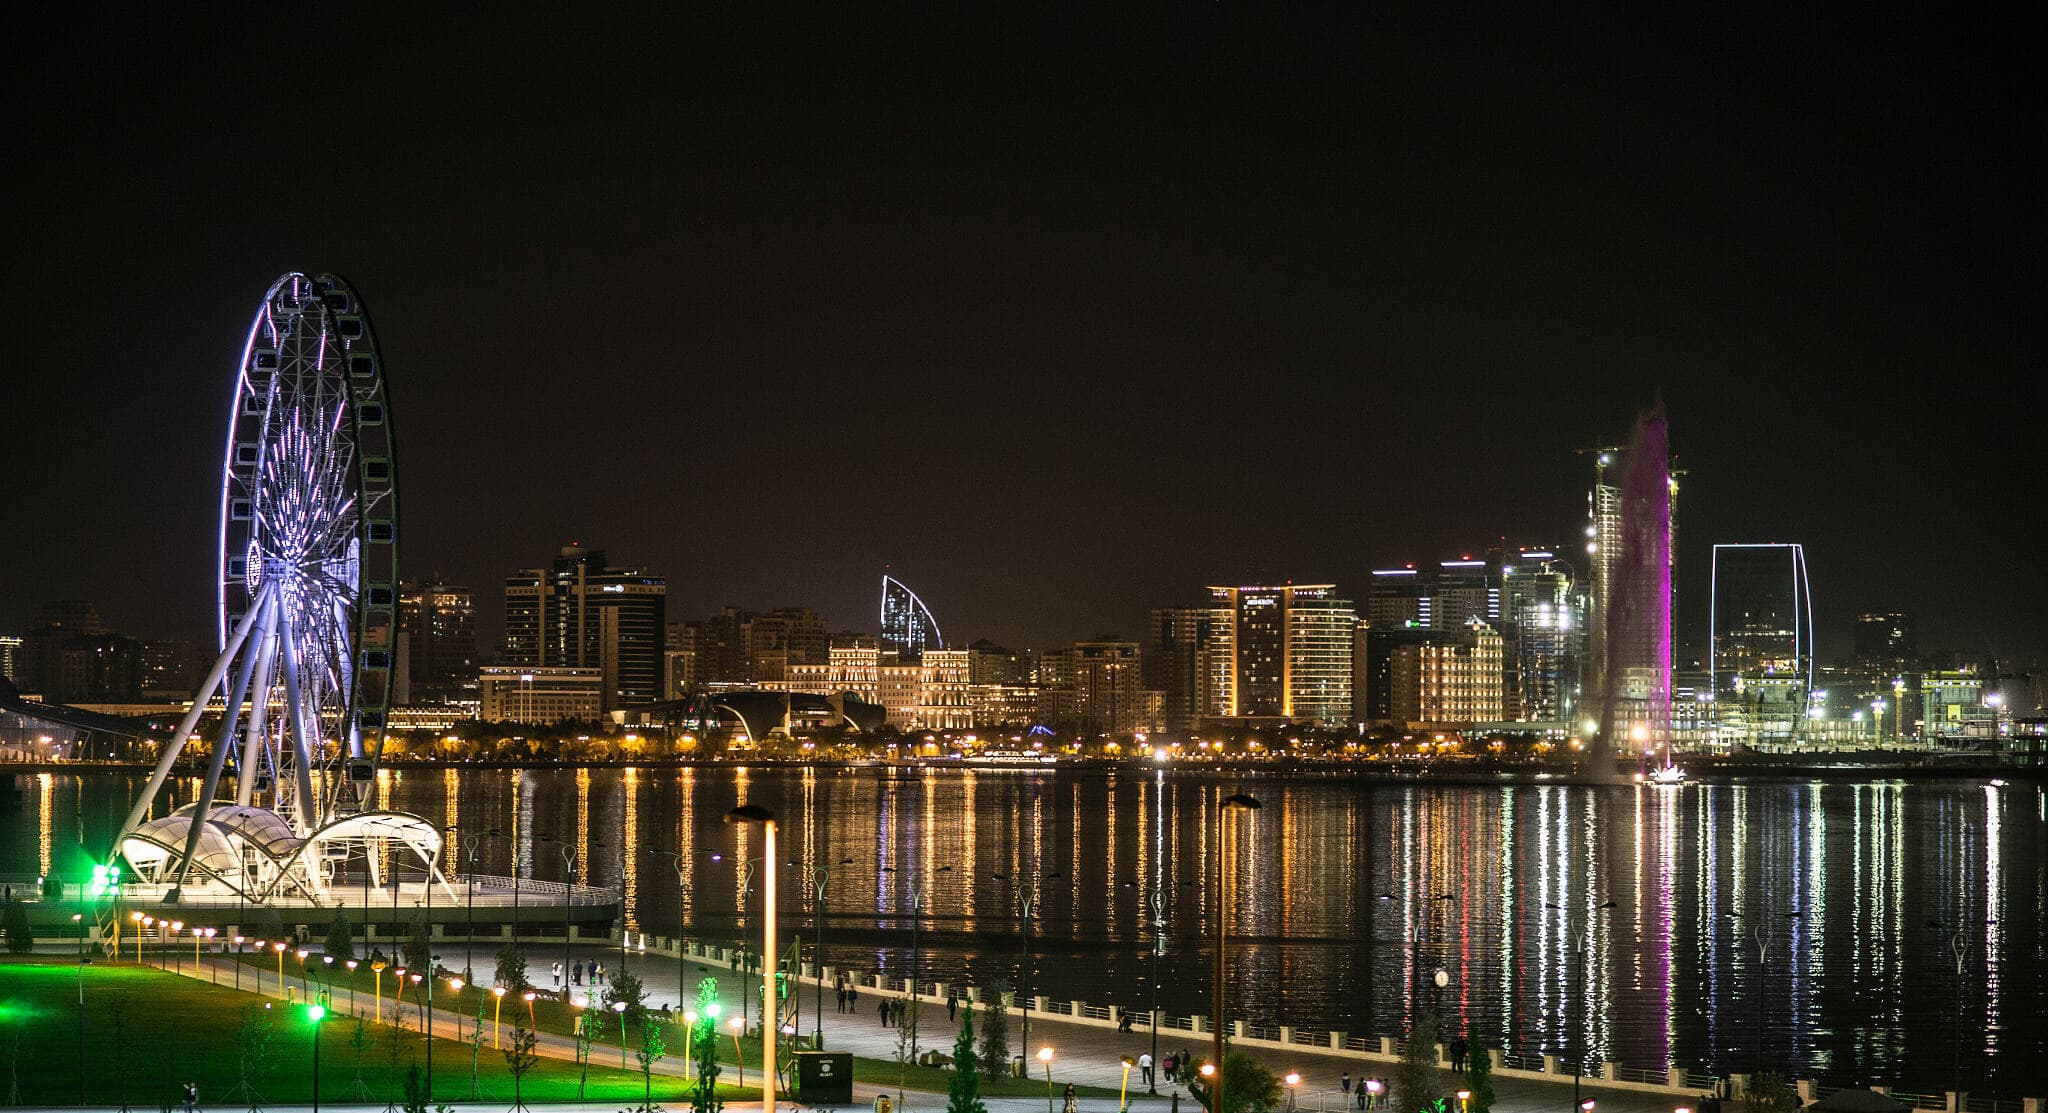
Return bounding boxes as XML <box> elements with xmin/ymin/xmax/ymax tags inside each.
<box><xmin>449</xmin><ymin>978</ymin><xmax>465</xmax><ymax>1044</ymax></box>
<box><xmin>1211</xmin><ymin>792</ymin><xmax>1261</xmax><ymax>1113</ymax></box>
<box><xmin>491</xmin><ymin>985</ymin><xmax>506</xmax><ymax>1048</ymax></box>
<box><xmin>612</xmin><ymin>999</ymin><xmax>629</xmax><ymax>1068</ymax></box>
<box><xmin>990</xmin><ymin>868</ymin><xmax>1062</xmax><ymax>1050</ymax></box>
<box><xmin>1287</xmin><ymin>1072</ymin><xmax>1302</xmax><ymax>1112</ymax></box>
<box><xmin>273</xmin><ymin>940</ymin><xmax>287</xmax><ymax>991</ymax></box>
<box><xmin>1725</xmin><ymin>908</ymin><xmax>1802</xmax><ymax>1078</ymax></box>
<box><xmin>726</xmin><ymin>805</ymin><xmax>779</xmax><ymax>1113</ymax></box>
<box><xmin>371</xmin><ymin>960</ymin><xmax>387</xmax><ymax>1022</ymax></box>
<box><xmin>345</xmin><ymin>960</ymin><xmax>359</xmax><ymax>1014</ymax></box>
<box><xmin>1455</xmin><ymin>1088</ymin><xmax>1469</xmax><ymax>1113</ymax></box>
<box><xmin>1121</xmin><ymin>1057</ymin><xmax>1137</xmax><ymax>1113</ymax></box>
<box><xmin>1037</xmin><ymin>1047</ymin><xmax>1056</xmax><ymax>1113</ymax></box>
<box><xmin>810</xmin><ymin>857</ymin><xmax>853</xmax><ymax>1049</ymax></box>
<box><xmin>880</xmin><ymin>862</ymin><xmax>952</xmax><ymax>1061</ymax></box>
<box><xmin>539</xmin><ymin>834</ymin><xmax>578</xmax><ymax>1000</ymax></box>
<box><xmin>306</xmin><ymin>1002</ymin><xmax>327</xmax><ymax>1113</ymax></box>
<box><xmin>1547</xmin><ymin>899</ymin><xmax>1617</xmax><ymax>1113</ymax></box>
<box><xmin>1929</xmin><ymin>918</ymin><xmax>1995</xmax><ymax>1096</ymax></box>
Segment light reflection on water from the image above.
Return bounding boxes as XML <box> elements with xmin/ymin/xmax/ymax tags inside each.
<box><xmin>10</xmin><ymin>767</ymin><xmax>2042</xmax><ymax>1094</ymax></box>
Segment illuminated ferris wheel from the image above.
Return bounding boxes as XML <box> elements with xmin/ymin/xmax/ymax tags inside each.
<box><xmin>121</xmin><ymin>273</ymin><xmax>398</xmax><ymax>842</ymax></box>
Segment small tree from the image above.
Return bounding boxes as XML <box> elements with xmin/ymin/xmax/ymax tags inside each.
<box><xmin>1462</xmin><ymin>1025</ymin><xmax>1494</xmax><ymax>1113</ymax></box>
<box><xmin>636</xmin><ymin>1015</ymin><xmax>667</xmax><ymax>1113</ymax></box>
<box><xmin>947</xmin><ymin>1001</ymin><xmax>987</xmax><ymax>1113</ymax></box>
<box><xmin>690</xmin><ymin>978</ymin><xmax>724</xmax><ymax>1113</ymax></box>
<box><xmin>894</xmin><ymin>991</ymin><xmax>923</xmax><ymax>1102</ymax></box>
<box><xmin>1188</xmin><ymin>1053</ymin><xmax>1283</xmax><ymax>1113</ymax></box>
<box><xmin>575</xmin><ymin>1001</ymin><xmax>605</xmax><ymax>1098</ymax></box>
<box><xmin>325</xmin><ymin>912</ymin><xmax>356</xmax><ymax>964</ymax></box>
<box><xmin>608</xmin><ymin>968</ymin><xmax>650</xmax><ymax>1031</ymax></box>
<box><xmin>401</xmin><ymin>1062</ymin><xmax>429</xmax><ymax>1113</ymax></box>
<box><xmin>1743</xmin><ymin>1073</ymin><xmax>1798</xmax><ymax>1113</ymax></box>
<box><xmin>403</xmin><ymin>913</ymin><xmax>432</xmax><ymax>973</ymax></box>
<box><xmin>977</xmin><ymin>981</ymin><xmax>1012</xmax><ymax>1082</ymax></box>
<box><xmin>1</xmin><ymin>898</ymin><xmax>31</xmax><ymax>953</ymax></box>
<box><xmin>229</xmin><ymin>1003</ymin><xmax>274</xmax><ymax>1112</ymax></box>
<box><xmin>466</xmin><ymin>997</ymin><xmax>486</xmax><ymax>1100</ymax></box>
<box><xmin>503</xmin><ymin>1021</ymin><xmax>539</xmax><ymax>1113</ymax></box>
<box><xmin>495</xmin><ymin>942</ymin><xmax>530</xmax><ymax>993</ymax></box>
<box><xmin>1391</xmin><ymin>1008</ymin><xmax>1443</xmax><ymax>1113</ymax></box>
<box><xmin>348</xmin><ymin>1018</ymin><xmax>376</xmax><ymax>1100</ymax></box>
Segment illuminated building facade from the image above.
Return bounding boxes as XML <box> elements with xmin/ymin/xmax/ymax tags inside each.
<box><xmin>1361</xmin><ymin>619</ymin><xmax>1504</xmax><ymax>725</ymax></box>
<box><xmin>780</xmin><ymin>644</ymin><xmax>973</xmax><ymax>730</ymax></box>
<box><xmin>1205</xmin><ymin>584</ymin><xmax>1356</xmax><ymax>726</ymax></box>
<box><xmin>399</xmin><ymin>577</ymin><xmax>478</xmax><ymax>704</ymax></box>
<box><xmin>879</xmin><ymin>575</ymin><xmax>942</xmax><ymax>664</ymax></box>
<box><xmin>1710</xmin><ymin>543</ymin><xmax>1814</xmax><ymax>743</ymax></box>
<box><xmin>479</xmin><ymin>665</ymin><xmax>604</xmax><ymax>725</ymax></box>
<box><xmin>503</xmin><ymin>546</ymin><xmax>667</xmax><ymax>712</ymax></box>
<box><xmin>1041</xmin><ymin>638</ymin><xmax>1154</xmax><ymax>736</ymax></box>
<box><xmin>1145</xmin><ymin>606</ymin><xmax>1227</xmax><ymax>731</ymax></box>
<box><xmin>1585</xmin><ymin>439</ymin><xmax>1679</xmax><ymax>747</ymax></box>
<box><xmin>1499</xmin><ymin>551</ymin><xmax>1582</xmax><ymax>723</ymax></box>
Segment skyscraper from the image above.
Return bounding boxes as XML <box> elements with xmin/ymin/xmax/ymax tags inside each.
<box><xmin>1710</xmin><ymin>543</ymin><xmax>1815</xmax><ymax>743</ymax></box>
<box><xmin>1205</xmin><ymin>584</ymin><xmax>1355</xmax><ymax>726</ymax></box>
<box><xmin>879</xmin><ymin>575</ymin><xmax>942</xmax><ymax>664</ymax></box>
<box><xmin>1584</xmin><ymin>419</ymin><xmax>1679</xmax><ymax>749</ymax></box>
<box><xmin>1499</xmin><ymin>550</ymin><xmax>1583</xmax><ymax>724</ymax></box>
<box><xmin>503</xmin><ymin>546</ymin><xmax>667</xmax><ymax>712</ymax></box>
<box><xmin>400</xmin><ymin>577</ymin><xmax>478</xmax><ymax>704</ymax></box>
<box><xmin>1146</xmin><ymin>606</ymin><xmax>1226</xmax><ymax>732</ymax></box>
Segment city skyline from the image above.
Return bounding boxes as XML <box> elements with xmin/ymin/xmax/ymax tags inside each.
<box><xmin>9</xmin><ymin>12</ymin><xmax>2040</xmax><ymax>663</ymax></box>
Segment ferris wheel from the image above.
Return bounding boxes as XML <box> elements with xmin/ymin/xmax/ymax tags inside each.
<box><xmin>120</xmin><ymin>273</ymin><xmax>398</xmax><ymax>849</ymax></box>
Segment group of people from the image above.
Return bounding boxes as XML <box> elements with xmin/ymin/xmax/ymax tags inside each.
<box><xmin>1131</xmin><ymin>1047</ymin><xmax>1200</xmax><ymax>1087</ymax></box>
<box><xmin>1339</xmin><ymin>1074</ymin><xmax>1390</xmax><ymax>1110</ymax></box>
<box><xmin>549</xmin><ymin>959</ymin><xmax>608</xmax><ymax>990</ymax></box>
<box><xmin>833</xmin><ymin>981</ymin><xmax>862</xmax><ymax>1012</ymax></box>
<box><xmin>876</xmin><ymin>997</ymin><xmax>910</xmax><ymax>1027</ymax></box>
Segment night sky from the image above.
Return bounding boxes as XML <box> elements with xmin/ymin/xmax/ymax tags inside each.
<box><xmin>10</xmin><ymin>12</ymin><xmax>2040</xmax><ymax>665</ymax></box>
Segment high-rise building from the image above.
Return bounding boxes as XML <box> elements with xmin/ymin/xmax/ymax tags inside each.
<box><xmin>1204</xmin><ymin>584</ymin><xmax>1355</xmax><ymax>726</ymax></box>
<box><xmin>1853</xmin><ymin>612</ymin><xmax>1917</xmax><ymax>665</ymax></box>
<box><xmin>400</xmin><ymin>577</ymin><xmax>478</xmax><ymax>704</ymax></box>
<box><xmin>0</xmin><ymin>635</ymin><xmax>21</xmax><ymax>685</ymax></box>
<box><xmin>1498</xmin><ymin>550</ymin><xmax>1583</xmax><ymax>724</ymax></box>
<box><xmin>503</xmin><ymin>546</ymin><xmax>667</xmax><ymax>713</ymax></box>
<box><xmin>879</xmin><ymin>575</ymin><xmax>942</xmax><ymax>664</ymax></box>
<box><xmin>15</xmin><ymin>601</ymin><xmax>141</xmax><ymax>703</ymax></box>
<box><xmin>1585</xmin><ymin>439</ymin><xmax>1679</xmax><ymax>746</ymax></box>
<box><xmin>1145</xmin><ymin>607</ymin><xmax>1226</xmax><ymax>732</ymax></box>
<box><xmin>1710</xmin><ymin>543</ymin><xmax>1815</xmax><ymax>743</ymax></box>
<box><xmin>1358</xmin><ymin>619</ymin><xmax>1504</xmax><ymax>726</ymax></box>
<box><xmin>138</xmin><ymin>639</ymin><xmax>206</xmax><ymax>700</ymax></box>
<box><xmin>1042</xmin><ymin>638</ymin><xmax>1151</xmax><ymax>736</ymax></box>
<box><xmin>479</xmin><ymin>665</ymin><xmax>604</xmax><ymax>725</ymax></box>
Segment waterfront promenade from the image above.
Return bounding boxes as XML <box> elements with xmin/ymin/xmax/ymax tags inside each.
<box><xmin>178</xmin><ymin>939</ymin><xmax>1739</xmax><ymax>1113</ymax></box>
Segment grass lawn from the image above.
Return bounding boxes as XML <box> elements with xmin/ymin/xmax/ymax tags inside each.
<box><xmin>0</xmin><ymin>957</ymin><xmax>750</xmax><ymax>1108</ymax></box>
<box><xmin>220</xmin><ymin>949</ymin><xmax>1123</xmax><ymax>1098</ymax></box>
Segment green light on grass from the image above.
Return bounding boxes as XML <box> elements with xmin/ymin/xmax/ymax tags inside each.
<box><xmin>306</xmin><ymin>1003</ymin><xmax>326</xmax><ymax>1022</ymax></box>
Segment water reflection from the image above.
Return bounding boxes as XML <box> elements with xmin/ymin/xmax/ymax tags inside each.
<box><xmin>10</xmin><ymin>768</ymin><xmax>2041</xmax><ymax>1095</ymax></box>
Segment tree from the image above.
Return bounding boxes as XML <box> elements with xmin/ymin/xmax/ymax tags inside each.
<box><xmin>324</xmin><ymin>912</ymin><xmax>356</xmax><ymax>964</ymax></box>
<box><xmin>1391</xmin><ymin>1008</ymin><xmax>1443</xmax><ymax>1113</ymax></box>
<box><xmin>401</xmin><ymin>1062</ymin><xmax>429</xmax><ymax>1113</ymax></box>
<box><xmin>947</xmin><ymin>1001</ymin><xmax>987</xmax><ymax>1113</ymax></box>
<box><xmin>257</xmin><ymin>904</ymin><xmax>287</xmax><ymax>946</ymax></box>
<box><xmin>690</xmin><ymin>977</ymin><xmax>724</xmax><ymax>1113</ymax></box>
<box><xmin>403</xmin><ymin>913</ymin><xmax>432</xmax><ymax>973</ymax></box>
<box><xmin>348</xmin><ymin>1018</ymin><xmax>376</xmax><ymax>1101</ymax></box>
<box><xmin>502</xmin><ymin>1021</ymin><xmax>539</xmax><ymax>1113</ymax></box>
<box><xmin>894</xmin><ymin>991</ymin><xmax>923</xmax><ymax>1102</ymax></box>
<box><xmin>1462</xmin><ymin>1025</ymin><xmax>1494</xmax><ymax>1113</ymax></box>
<box><xmin>977</xmin><ymin>980</ymin><xmax>1012</xmax><ymax>1082</ymax></box>
<box><xmin>229</xmin><ymin>1003</ymin><xmax>274</xmax><ymax>1112</ymax></box>
<box><xmin>575</xmin><ymin>1001</ymin><xmax>605</xmax><ymax>1098</ymax></box>
<box><xmin>1</xmin><ymin>898</ymin><xmax>31</xmax><ymax>953</ymax></box>
<box><xmin>607</xmin><ymin>968</ymin><xmax>650</xmax><ymax>1031</ymax></box>
<box><xmin>636</xmin><ymin>1016</ymin><xmax>667</xmax><ymax>1113</ymax></box>
<box><xmin>1743</xmin><ymin>1073</ymin><xmax>1799</xmax><ymax>1113</ymax></box>
<box><xmin>1188</xmin><ymin>1053</ymin><xmax>1283</xmax><ymax>1113</ymax></box>
<box><xmin>495</xmin><ymin>942</ymin><xmax>530</xmax><ymax>993</ymax></box>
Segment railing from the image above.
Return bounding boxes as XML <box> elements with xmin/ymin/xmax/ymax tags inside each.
<box><xmin>1291</xmin><ymin>1029</ymin><xmax>1325</xmax><ymax>1046</ymax></box>
<box><xmin>1045</xmin><ymin>1000</ymin><xmax>1073</xmax><ymax>1016</ymax></box>
<box><xmin>1963</xmin><ymin>1098</ymin><xmax>2021</xmax><ymax>1113</ymax></box>
<box><xmin>1162</xmin><ymin>1015</ymin><xmax>1197</xmax><ymax>1031</ymax></box>
<box><xmin>1886</xmin><ymin>1092</ymin><xmax>1946</xmax><ymax>1111</ymax></box>
<box><xmin>1343</xmin><ymin>1035</ymin><xmax>1376</xmax><ymax>1052</ymax></box>
<box><xmin>1077</xmin><ymin>1004</ymin><xmax>1113</xmax><ymax>1021</ymax></box>
<box><xmin>1245</xmin><ymin>1024</ymin><xmax>1283</xmax><ymax>1041</ymax></box>
<box><xmin>1683</xmin><ymin>1071</ymin><xmax>1720</xmax><ymax>1090</ymax></box>
<box><xmin>1499</xmin><ymin>1052</ymin><xmax>1546</xmax><ymax>1072</ymax></box>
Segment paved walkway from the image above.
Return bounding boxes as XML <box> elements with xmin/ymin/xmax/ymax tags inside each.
<box><xmin>192</xmin><ymin>941</ymin><xmax>1704</xmax><ymax>1113</ymax></box>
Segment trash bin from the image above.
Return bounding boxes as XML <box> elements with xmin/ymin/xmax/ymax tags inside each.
<box><xmin>1012</xmin><ymin>1055</ymin><xmax>1027</xmax><ymax>1078</ymax></box>
<box><xmin>798</xmin><ymin>1052</ymin><xmax>854</xmax><ymax>1105</ymax></box>
<box><xmin>874</xmin><ymin>1095</ymin><xmax>893</xmax><ymax>1113</ymax></box>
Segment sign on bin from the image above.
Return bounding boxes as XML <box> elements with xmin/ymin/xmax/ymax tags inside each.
<box><xmin>797</xmin><ymin>1051</ymin><xmax>855</xmax><ymax>1105</ymax></box>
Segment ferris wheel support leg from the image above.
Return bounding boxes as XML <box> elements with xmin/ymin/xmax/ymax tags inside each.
<box><xmin>118</xmin><ymin>587</ymin><xmax>275</xmax><ymax>840</ymax></box>
<box><xmin>236</xmin><ymin>628</ymin><xmax>280</xmax><ymax>807</ymax></box>
<box><xmin>276</xmin><ymin>604</ymin><xmax>321</xmax><ymax>832</ymax></box>
<box><xmin>170</xmin><ymin>591</ymin><xmax>277</xmax><ymax>889</ymax></box>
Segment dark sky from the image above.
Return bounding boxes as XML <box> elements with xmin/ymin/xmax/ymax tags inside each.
<box><xmin>9</xmin><ymin>11</ymin><xmax>2041</xmax><ymax>665</ymax></box>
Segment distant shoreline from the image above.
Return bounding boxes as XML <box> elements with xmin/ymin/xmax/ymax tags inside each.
<box><xmin>9</xmin><ymin>754</ymin><xmax>2038</xmax><ymax>782</ymax></box>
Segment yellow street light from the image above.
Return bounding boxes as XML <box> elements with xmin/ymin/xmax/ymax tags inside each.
<box><xmin>1038</xmin><ymin>1047</ymin><xmax>1056</xmax><ymax>1113</ymax></box>
<box><xmin>491</xmin><ymin>985</ymin><xmax>506</xmax><ymax>1047</ymax></box>
<box><xmin>371</xmin><ymin>960</ymin><xmax>388</xmax><ymax>1022</ymax></box>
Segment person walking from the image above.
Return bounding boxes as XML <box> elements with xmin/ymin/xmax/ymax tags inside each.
<box><xmin>1139</xmin><ymin>1051</ymin><xmax>1154</xmax><ymax>1088</ymax></box>
<box><xmin>1341</xmin><ymin>1072</ymin><xmax>1352</xmax><ymax>1095</ymax></box>
<box><xmin>551</xmin><ymin>961</ymin><xmax>563</xmax><ymax>990</ymax></box>
<box><xmin>879</xmin><ymin>997</ymin><xmax>890</xmax><ymax>1027</ymax></box>
<box><xmin>848</xmin><ymin>984</ymin><xmax>859</xmax><ymax>1013</ymax></box>
<box><xmin>1449</xmin><ymin>1037</ymin><xmax>1467</xmax><ymax>1072</ymax></box>
<box><xmin>947</xmin><ymin>989</ymin><xmax>959</xmax><ymax>1022</ymax></box>
<box><xmin>573</xmin><ymin>960</ymin><xmax>584</xmax><ymax>986</ymax></box>
<box><xmin>183</xmin><ymin>1082</ymin><xmax>198</xmax><ymax>1113</ymax></box>
<box><xmin>1162</xmin><ymin>1054</ymin><xmax>1176</xmax><ymax>1085</ymax></box>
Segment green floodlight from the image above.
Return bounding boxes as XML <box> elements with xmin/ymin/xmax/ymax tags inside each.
<box><xmin>306</xmin><ymin>1003</ymin><xmax>326</xmax><ymax>1022</ymax></box>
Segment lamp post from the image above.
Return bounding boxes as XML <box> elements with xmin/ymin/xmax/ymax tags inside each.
<box><xmin>1211</xmin><ymin>793</ymin><xmax>1261</xmax><ymax>1113</ymax></box>
<box><xmin>76</xmin><ymin>954</ymin><xmax>92</xmax><ymax>1107</ymax></box>
<box><xmin>522</xmin><ymin>989</ymin><xmax>537</xmax><ymax>1028</ymax></box>
<box><xmin>1928</xmin><ymin>918</ymin><xmax>1994</xmax><ymax>1097</ymax></box>
<box><xmin>726</xmin><ymin>805</ymin><xmax>779</xmax><ymax>1113</ymax></box>
<box><xmin>307</xmin><ymin>1001</ymin><xmax>327</xmax><ymax>1113</ymax></box>
<box><xmin>169</xmin><ymin>921</ymin><xmax>184</xmax><ymax>974</ymax></box>
<box><xmin>880</xmin><ymin>862</ymin><xmax>952</xmax><ymax>1061</ymax></box>
<box><xmin>1037</xmin><ymin>1047</ymin><xmax>1055</xmax><ymax>1113</ymax></box>
<box><xmin>274</xmin><ymin>940</ymin><xmax>287</xmax><ymax>992</ymax></box>
<box><xmin>1726</xmin><ymin>908</ymin><xmax>1801</xmax><ymax>1078</ymax></box>
<box><xmin>1548</xmin><ymin>899</ymin><xmax>1617</xmax><ymax>1113</ymax></box>
<box><xmin>296</xmin><ymin>948</ymin><xmax>311</xmax><ymax>997</ymax></box>
<box><xmin>991</xmin><ymin>869</ymin><xmax>1062</xmax><ymax>1050</ymax></box>
<box><xmin>1287</xmin><ymin>1073</ymin><xmax>1303</xmax><ymax>1112</ymax></box>
<box><xmin>491</xmin><ymin>985</ymin><xmax>506</xmax><ymax>1048</ymax></box>
<box><xmin>345</xmin><ymin>960</ymin><xmax>358</xmax><ymax>1014</ymax></box>
<box><xmin>393</xmin><ymin>966</ymin><xmax>408</xmax><ymax>1022</ymax></box>
<box><xmin>1121</xmin><ymin>879</ymin><xmax>1174</xmax><ymax>1094</ymax></box>
<box><xmin>449</xmin><ymin>978</ymin><xmax>465</xmax><ymax>1044</ymax></box>
<box><xmin>371</xmin><ymin>960</ymin><xmax>388</xmax><ymax>1023</ymax></box>
<box><xmin>542</xmin><ymin>836</ymin><xmax>578</xmax><ymax>1001</ymax></box>
<box><xmin>1121</xmin><ymin>1057</ymin><xmax>1137</xmax><ymax>1113</ymax></box>
<box><xmin>613</xmin><ymin>999</ymin><xmax>629</xmax><ymax>1068</ymax></box>
<box><xmin>811</xmin><ymin>857</ymin><xmax>852</xmax><ymax>1049</ymax></box>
